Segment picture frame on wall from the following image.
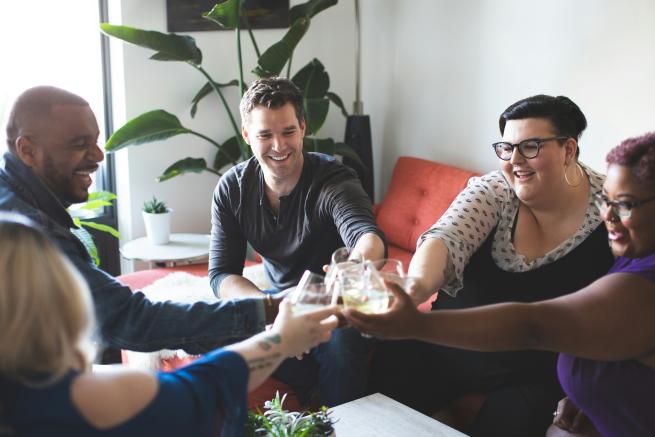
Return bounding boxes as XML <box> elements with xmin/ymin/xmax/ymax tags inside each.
<box><xmin>166</xmin><ymin>0</ymin><xmax>289</xmax><ymax>32</ymax></box>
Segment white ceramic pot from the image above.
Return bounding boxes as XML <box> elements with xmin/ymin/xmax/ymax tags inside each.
<box><xmin>142</xmin><ymin>209</ymin><xmax>172</xmax><ymax>245</ymax></box>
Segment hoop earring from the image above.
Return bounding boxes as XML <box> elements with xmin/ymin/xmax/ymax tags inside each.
<box><xmin>564</xmin><ymin>162</ymin><xmax>584</xmax><ymax>187</ymax></box>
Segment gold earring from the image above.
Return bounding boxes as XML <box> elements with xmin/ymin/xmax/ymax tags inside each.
<box><xmin>564</xmin><ymin>162</ymin><xmax>584</xmax><ymax>187</ymax></box>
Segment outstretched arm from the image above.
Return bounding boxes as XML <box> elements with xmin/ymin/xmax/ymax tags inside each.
<box><xmin>407</xmin><ymin>238</ymin><xmax>449</xmax><ymax>304</ymax></box>
<box><xmin>227</xmin><ymin>301</ymin><xmax>339</xmax><ymax>389</ymax></box>
<box><xmin>352</xmin><ymin>232</ymin><xmax>385</xmax><ymax>262</ymax></box>
<box><xmin>345</xmin><ymin>273</ymin><xmax>655</xmax><ymax>362</ymax></box>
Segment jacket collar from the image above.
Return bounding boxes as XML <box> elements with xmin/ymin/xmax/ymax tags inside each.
<box><xmin>1</xmin><ymin>152</ymin><xmax>75</xmax><ymax>229</ymax></box>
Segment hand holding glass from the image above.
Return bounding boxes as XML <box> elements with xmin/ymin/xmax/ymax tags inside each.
<box><xmin>290</xmin><ymin>270</ymin><xmax>337</xmax><ymax>315</ymax></box>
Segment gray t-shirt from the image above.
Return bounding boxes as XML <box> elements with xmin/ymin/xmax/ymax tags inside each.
<box><xmin>209</xmin><ymin>152</ymin><xmax>385</xmax><ymax>293</ymax></box>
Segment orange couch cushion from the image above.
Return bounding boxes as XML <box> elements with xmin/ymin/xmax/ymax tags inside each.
<box><xmin>376</xmin><ymin>156</ymin><xmax>478</xmax><ymax>253</ymax></box>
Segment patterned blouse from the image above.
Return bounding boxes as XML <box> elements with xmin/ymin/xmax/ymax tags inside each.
<box><xmin>418</xmin><ymin>163</ymin><xmax>606</xmax><ymax>296</ymax></box>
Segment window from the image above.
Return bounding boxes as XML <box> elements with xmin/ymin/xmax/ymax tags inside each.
<box><xmin>0</xmin><ymin>0</ymin><xmax>111</xmax><ymax>195</ymax></box>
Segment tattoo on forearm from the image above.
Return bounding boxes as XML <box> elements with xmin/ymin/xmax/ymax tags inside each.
<box><xmin>257</xmin><ymin>334</ymin><xmax>282</xmax><ymax>351</ymax></box>
<box><xmin>247</xmin><ymin>353</ymin><xmax>282</xmax><ymax>372</ymax></box>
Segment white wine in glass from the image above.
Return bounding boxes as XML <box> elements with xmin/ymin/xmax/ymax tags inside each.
<box><xmin>290</xmin><ymin>270</ymin><xmax>335</xmax><ymax>315</ymax></box>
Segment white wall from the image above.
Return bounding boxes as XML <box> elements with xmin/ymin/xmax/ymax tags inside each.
<box><xmin>110</xmin><ymin>0</ymin><xmax>357</xmax><ymax>271</ymax></box>
<box><xmin>360</xmin><ymin>0</ymin><xmax>655</xmax><ymax>199</ymax></box>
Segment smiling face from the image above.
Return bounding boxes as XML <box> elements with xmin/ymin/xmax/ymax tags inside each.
<box><xmin>602</xmin><ymin>164</ymin><xmax>655</xmax><ymax>258</ymax></box>
<box><xmin>500</xmin><ymin>118</ymin><xmax>575</xmax><ymax>205</ymax></box>
<box><xmin>19</xmin><ymin>104</ymin><xmax>103</xmax><ymax>204</ymax></box>
<box><xmin>242</xmin><ymin>102</ymin><xmax>306</xmax><ymax>192</ymax></box>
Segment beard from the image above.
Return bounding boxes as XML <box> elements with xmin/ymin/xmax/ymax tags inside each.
<box><xmin>42</xmin><ymin>153</ymin><xmax>88</xmax><ymax>205</ymax></box>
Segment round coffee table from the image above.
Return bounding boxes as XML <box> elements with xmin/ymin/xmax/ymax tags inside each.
<box><xmin>120</xmin><ymin>233</ymin><xmax>210</xmax><ymax>268</ymax></box>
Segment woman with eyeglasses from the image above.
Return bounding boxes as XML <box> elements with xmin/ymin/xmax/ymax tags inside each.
<box><xmin>347</xmin><ymin>135</ymin><xmax>655</xmax><ymax>436</ymax></box>
<box><xmin>368</xmin><ymin>95</ymin><xmax>615</xmax><ymax>436</ymax></box>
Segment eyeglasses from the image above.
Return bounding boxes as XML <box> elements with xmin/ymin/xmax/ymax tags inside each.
<box><xmin>593</xmin><ymin>192</ymin><xmax>655</xmax><ymax>220</ymax></box>
<box><xmin>491</xmin><ymin>136</ymin><xmax>569</xmax><ymax>161</ymax></box>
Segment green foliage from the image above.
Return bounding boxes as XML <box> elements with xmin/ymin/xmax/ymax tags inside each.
<box><xmin>142</xmin><ymin>196</ymin><xmax>169</xmax><ymax>214</ymax></box>
<box><xmin>68</xmin><ymin>191</ymin><xmax>119</xmax><ymax>266</ymax></box>
<box><xmin>101</xmin><ymin>0</ymin><xmax>361</xmax><ymax>183</ymax></box>
<box><xmin>246</xmin><ymin>392</ymin><xmax>335</xmax><ymax>437</ymax></box>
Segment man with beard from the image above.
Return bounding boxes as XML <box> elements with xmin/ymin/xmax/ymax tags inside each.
<box><xmin>0</xmin><ymin>85</ymin><xmax>279</xmax><ymax>355</ymax></box>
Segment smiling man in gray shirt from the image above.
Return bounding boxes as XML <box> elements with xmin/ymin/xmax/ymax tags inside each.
<box><xmin>209</xmin><ymin>77</ymin><xmax>385</xmax><ymax>406</ymax></box>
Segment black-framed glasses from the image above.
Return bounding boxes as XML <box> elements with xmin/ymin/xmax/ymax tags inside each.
<box><xmin>492</xmin><ymin>136</ymin><xmax>569</xmax><ymax>161</ymax></box>
<box><xmin>593</xmin><ymin>192</ymin><xmax>655</xmax><ymax>220</ymax></box>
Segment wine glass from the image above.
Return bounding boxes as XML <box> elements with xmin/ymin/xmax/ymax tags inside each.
<box><xmin>338</xmin><ymin>260</ymin><xmax>390</xmax><ymax>315</ymax></box>
<box><xmin>325</xmin><ymin>247</ymin><xmax>363</xmax><ymax>295</ymax></box>
<box><xmin>289</xmin><ymin>270</ymin><xmax>336</xmax><ymax>315</ymax></box>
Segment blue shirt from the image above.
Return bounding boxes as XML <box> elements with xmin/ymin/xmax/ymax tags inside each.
<box><xmin>0</xmin><ymin>152</ymin><xmax>265</xmax><ymax>354</ymax></box>
<box><xmin>6</xmin><ymin>350</ymin><xmax>248</xmax><ymax>436</ymax></box>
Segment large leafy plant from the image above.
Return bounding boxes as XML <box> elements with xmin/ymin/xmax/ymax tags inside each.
<box><xmin>101</xmin><ymin>0</ymin><xmax>360</xmax><ymax>183</ymax></box>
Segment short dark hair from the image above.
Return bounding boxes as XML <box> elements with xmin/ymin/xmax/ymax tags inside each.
<box><xmin>499</xmin><ymin>95</ymin><xmax>587</xmax><ymax>158</ymax></box>
<box><xmin>606</xmin><ymin>132</ymin><xmax>655</xmax><ymax>187</ymax></box>
<box><xmin>239</xmin><ymin>77</ymin><xmax>304</xmax><ymax>124</ymax></box>
<box><xmin>6</xmin><ymin>86</ymin><xmax>88</xmax><ymax>152</ymax></box>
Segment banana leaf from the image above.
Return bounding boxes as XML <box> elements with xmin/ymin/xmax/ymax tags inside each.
<box><xmin>203</xmin><ymin>0</ymin><xmax>241</xmax><ymax>29</ymax></box>
<box><xmin>252</xmin><ymin>18</ymin><xmax>310</xmax><ymax>77</ymax></box>
<box><xmin>190</xmin><ymin>79</ymin><xmax>239</xmax><ymax>118</ymax></box>
<box><xmin>303</xmin><ymin>138</ymin><xmax>363</xmax><ymax>169</ymax></box>
<box><xmin>87</xmin><ymin>191</ymin><xmax>117</xmax><ymax>202</ymax></box>
<box><xmin>326</xmin><ymin>91</ymin><xmax>348</xmax><ymax>118</ymax></box>
<box><xmin>213</xmin><ymin>136</ymin><xmax>243</xmax><ymax>171</ymax></box>
<box><xmin>105</xmin><ymin>110</ymin><xmax>191</xmax><ymax>152</ymax></box>
<box><xmin>100</xmin><ymin>23</ymin><xmax>202</xmax><ymax>65</ymax></box>
<box><xmin>303</xmin><ymin>137</ymin><xmax>335</xmax><ymax>155</ymax></box>
<box><xmin>70</xmin><ymin>224</ymin><xmax>100</xmax><ymax>266</ymax></box>
<box><xmin>78</xmin><ymin>220</ymin><xmax>120</xmax><ymax>239</ymax></box>
<box><xmin>290</xmin><ymin>0</ymin><xmax>338</xmax><ymax>22</ymax></box>
<box><xmin>157</xmin><ymin>157</ymin><xmax>210</xmax><ymax>182</ymax></box>
<box><xmin>291</xmin><ymin>59</ymin><xmax>329</xmax><ymax>99</ymax></box>
<box><xmin>304</xmin><ymin>98</ymin><xmax>330</xmax><ymax>135</ymax></box>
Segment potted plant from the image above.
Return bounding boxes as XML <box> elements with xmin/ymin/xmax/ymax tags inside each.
<box><xmin>246</xmin><ymin>392</ymin><xmax>336</xmax><ymax>437</ymax></box>
<box><xmin>142</xmin><ymin>196</ymin><xmax>171</xmax><ymax>245</ymax></box>
<box><xmin>100</xmin><ymin>0</ymin><xmax>362</xmax><ymax>183</ymax></box>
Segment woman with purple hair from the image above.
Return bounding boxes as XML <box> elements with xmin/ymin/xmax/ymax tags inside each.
<box><xmin>345</xmin><ymin>133</ymin><xmax>655</xmax><ymax>437</ymax></box>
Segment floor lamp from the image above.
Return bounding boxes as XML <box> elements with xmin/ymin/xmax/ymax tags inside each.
<box><xmin>343</xmin><ymin>0</ymin><xmax>374</xmax><ymax>200</ymax></box>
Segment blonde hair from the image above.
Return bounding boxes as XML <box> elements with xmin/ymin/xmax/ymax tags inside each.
<box><xmin>0</xmin><ymin>214</ymin><xmax>95</xmax><ymax>385</ymax></box>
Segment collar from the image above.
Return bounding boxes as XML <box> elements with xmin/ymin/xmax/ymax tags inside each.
<box><xmin>1</xmin><ymin>152</ymin><xmax>76</xmax><ymax>229</ymax></box>
<box><xmin>256</xmin><ymin>152</ymin><xmax>311</xmax><ymax>207</ymax></box>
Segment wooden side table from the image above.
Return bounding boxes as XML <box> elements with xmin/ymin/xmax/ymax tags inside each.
<box><xmin>120</xmin><ymin>233</ymin><xmax>210</xmax><ymax>268</ymax></box>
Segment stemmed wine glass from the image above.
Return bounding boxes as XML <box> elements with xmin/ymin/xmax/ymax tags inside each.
<box><xmin>289</xmin><ymin>270</ymin><xmax>337</xmax><ymax>315</ymax></box>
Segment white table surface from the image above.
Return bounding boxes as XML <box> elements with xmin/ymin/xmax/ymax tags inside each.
<box><xmin>120</xmin><ymin>233</ymin><xmax>210</xmax><ymax>265</ymax></box>
<box><xmin>330</xmin><ymin>393</ymin><xmax>468</xmax><ymax>437</ymax></box>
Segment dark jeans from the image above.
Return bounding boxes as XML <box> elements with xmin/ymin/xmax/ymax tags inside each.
<box><xmin>371</xmin><ymin>339</ymin><xmax>563</xmax><ymax>437</ymax></box>
<box><xmin>272</xmin><ymin>326</ymin><xmax>374</xmax><ymax>407</ymax></box>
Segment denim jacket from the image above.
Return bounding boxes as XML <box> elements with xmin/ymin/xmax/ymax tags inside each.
<box><xmin>0</xmin><ymin>152</ymin><xmax>266</xmax><ymax>354</ymax></box>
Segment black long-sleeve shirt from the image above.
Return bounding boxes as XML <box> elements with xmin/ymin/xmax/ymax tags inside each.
<box><xmin>209</xmin><ymin>152</ymin><xmax>385</xmax><ymax>293</ymax></box>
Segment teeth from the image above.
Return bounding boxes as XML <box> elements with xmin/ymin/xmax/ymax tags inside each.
<box><xmin>269</xmin><ymin>154</ymin><xmax>289</xmax><ymax>161</ymax></box>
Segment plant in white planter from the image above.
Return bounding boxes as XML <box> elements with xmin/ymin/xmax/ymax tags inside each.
<box><xmin>142</xmin><ymin>196</ymin><xmax>171</xmax><ymax>245</ymax></box>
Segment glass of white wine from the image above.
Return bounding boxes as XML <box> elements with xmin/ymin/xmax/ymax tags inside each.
<box><xmin>325</xmin><ymin>247</ymin><xmax>363</xmax><ymax>295</ymax></box>
<box><xmin>290</xmin><ymin>270</ymin><xmax>337</xmax><ymax>315</ymax></box>
<box><xmin>338</xmin><ymin>260</ymin><xmax>390</xmax><ymax>314</ymax></box>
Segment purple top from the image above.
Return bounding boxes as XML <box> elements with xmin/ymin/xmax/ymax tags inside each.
<box><xmin>557</xmin><ymin>252</ymin><xmax>655</xmax><ymax>437</ymax></box>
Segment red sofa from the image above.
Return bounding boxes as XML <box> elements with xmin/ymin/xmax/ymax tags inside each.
<box><xmin>117</xmin><ymin>156</ymin><xmax>482</xmax><ymax>426</ymax></box>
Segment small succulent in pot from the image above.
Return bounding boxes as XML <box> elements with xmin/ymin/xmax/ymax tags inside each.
<box><xmin>143</xmin><ymin>196</ymin><xmax>168</xmax><ymax>214</ymax></box>
<box><xmin>246</xmin><ymin>392</ymin><xmax>336</xmax><ymax>437</ymax></box>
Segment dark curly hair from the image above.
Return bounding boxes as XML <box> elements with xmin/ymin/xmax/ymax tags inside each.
<box><xmin>499</xmin><ymin>95</ymin><xmax>587</xmax><ymax>158</ymax></box>
<box><xmin>239</xmin><ymin>77</ymin><xmax>304</xmax><ymax>125</ymax></box>
<box><xmin>606</xmin><ymin>132</ymin><xmax>655</xmax><ymax>187</ymax></box>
